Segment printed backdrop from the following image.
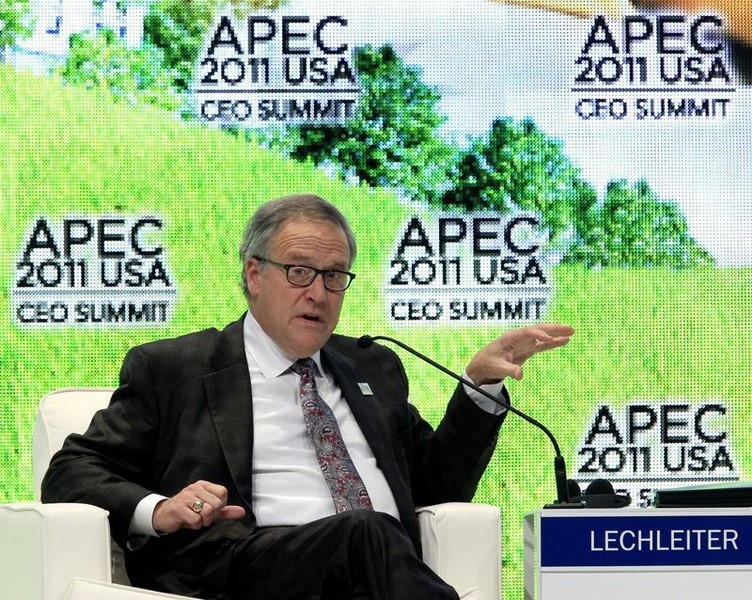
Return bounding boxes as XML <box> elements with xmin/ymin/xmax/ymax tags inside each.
<box><xmin>2</xmin><ymin>1</ymin><xmax>751</xmax><ymax>597</ymax></box>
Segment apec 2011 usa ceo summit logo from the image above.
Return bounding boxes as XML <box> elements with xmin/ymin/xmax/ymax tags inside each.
<box><xmin>572</xmin><ymin>12</ymin><xmax>737</xmax><ymax>121</ymax></box>
<box><xmin>386</xmin><ymin>212</ymin><xmax>553</xmax><ymax>325</ymax></box>
<box><xmin>13</xmin><ymin>216</ymin><xmax>177</xmax><ymax>326</ymax></box>
<box><xmin>193</xmin><ymin>10</ymin><xmax>360</xmax><ymax>126</ymax></box>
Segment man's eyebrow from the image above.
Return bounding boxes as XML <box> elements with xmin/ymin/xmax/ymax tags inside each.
<box><xmin>286</xmin><ymin>256</ymin><xmax>349</xmax><ymax>270</ymax></box>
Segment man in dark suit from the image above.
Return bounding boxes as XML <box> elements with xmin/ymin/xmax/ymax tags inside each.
<box><xmin>42</xmin><ymin>194</ymin><xmax>573</xmax><ymax>600</ymax></box>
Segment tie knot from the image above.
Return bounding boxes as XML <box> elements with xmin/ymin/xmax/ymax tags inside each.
<box><xmin>290</xmin><ymin>358</ymin><xmax>317</xmax><ymax>377</ymax></box>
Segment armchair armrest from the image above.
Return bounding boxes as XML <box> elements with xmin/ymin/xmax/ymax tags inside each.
<box><xmin>417</xmin><ymin>502</ymin><xmax>501</xmax><ymax>600</ymax></box>
<box><xmin>0</xmin><ymin>500</ymin><xmax>499</xmax><ymax>600</ymax></box>
<box><xmin>0</xmin><ymin>502</ymin><xmax>112</xmax><ymax>600</ymax></box>
<box><xmin>63</xmin><ymin>580</ymin><xmax>189</xmax><ymax>600</ymax></box>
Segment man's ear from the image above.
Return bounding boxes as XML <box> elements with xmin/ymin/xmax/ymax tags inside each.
<box><xmin>244</xmin><ymin>258</ymin><xmax>262</xmax><ymax>298</ymax></box>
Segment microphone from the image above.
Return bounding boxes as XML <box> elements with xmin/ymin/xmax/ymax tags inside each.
<box><xmin>570</xmin><ymin>479</ymin><xmax>631</xmax><ymax>508</ymax></box>
<box><xmin>357</xmin><ymin>334</ymin><xmax>584</xmax><ymax>508</ymax></box>
<box><xmin>567</xmin><ymin>478</ymin><xmax>582</xmax><ymax>501</ymax></box>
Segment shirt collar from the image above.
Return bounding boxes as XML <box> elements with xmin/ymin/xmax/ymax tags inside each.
<box><xmin>243</xmin><ymin>311</ymin><xmax>325</xmax><ymax>378</ymax></box>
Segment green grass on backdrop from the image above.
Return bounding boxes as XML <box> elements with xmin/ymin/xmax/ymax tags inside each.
<box><xmin>2</xmin><ymin>65</ymin><xmax>752</xmax><ymax>599</ymax></box>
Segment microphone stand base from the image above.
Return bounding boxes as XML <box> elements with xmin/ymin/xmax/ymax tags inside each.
<box><xmin>543</xmin><ymin>501</ymin><xmax>586</xmax><ymax>509</ymax></box>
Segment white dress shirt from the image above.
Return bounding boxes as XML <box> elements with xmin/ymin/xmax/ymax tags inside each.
<box><xmin>243</xmin><ymin>311</ymin><xmax>400</xmax><ymax>525</ymax></box>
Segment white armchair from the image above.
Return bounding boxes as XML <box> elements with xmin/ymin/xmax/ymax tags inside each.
<box><xmin>0</xmin><ymin>388</ymin><xmax>502</xmax><ymax>600</ymax></box>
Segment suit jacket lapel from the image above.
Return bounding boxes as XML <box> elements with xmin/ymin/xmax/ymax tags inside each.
<box><xmin>203</xmin><ymin>316</ymin><xmax>256</xmax><ymax>509</ymax></box>
<box><xmin>321</xmin><ymin>345</ymin><xmax>390</xmax><ymax>457</ymax></box>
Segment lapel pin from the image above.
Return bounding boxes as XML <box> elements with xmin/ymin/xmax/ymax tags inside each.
<box><xmin>357</xmin><ymin>382</ymin><xmax>373</xmax><ymax>395</ymax></box>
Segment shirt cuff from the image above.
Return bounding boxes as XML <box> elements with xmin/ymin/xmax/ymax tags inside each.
<box><xmin>462</xmin><ymin>371</ymin><xmax>507</xmax><ymax>416</ymax></box>
<box><xmin>128</xmin><ymin>493</ymin><xmax>167</xmax><ymax>540</ymax></box>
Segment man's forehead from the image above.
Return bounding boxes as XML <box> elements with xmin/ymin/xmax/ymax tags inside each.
<box><xmin>273</xmin><ymin>218</ymin><xmax>345</xmax><ymax>242</ymax></box>
<box><xmin>271</xmin><ymin>219</ymin><xmax>350</xmax><ymax>263</ymax></box>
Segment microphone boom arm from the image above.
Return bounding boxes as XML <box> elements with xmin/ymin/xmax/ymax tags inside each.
<box><xmin>358</xmin><ymin>334</ymin><xmax>582</xmax><ymax>508</ymax></box>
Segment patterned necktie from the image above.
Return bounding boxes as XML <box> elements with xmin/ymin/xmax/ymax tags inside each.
<box><xmin>290</xmin><ymin>358</ymin><xmax>373</xmax><ymax>512</ymax></box>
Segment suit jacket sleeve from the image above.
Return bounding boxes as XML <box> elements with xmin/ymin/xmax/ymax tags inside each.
<box><xmin>41</xmin><ymin>344</ymin><xmax>166</xmax><ymax>547</ymax></box>
<box><xmin>41</xmin><ymin>322</ymin><xmax>255</xmax><ymax>551</ymax></box>
<box><xmin>408</xmin><ymin>381</ymin><xmax>508</xmax><ymax>507</ymax></box>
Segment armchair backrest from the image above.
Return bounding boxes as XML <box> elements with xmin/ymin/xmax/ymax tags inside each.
<box><xmin>33</xmin><ymin>388</ymin><xmax>114</xmax><ymax>501</ymax></box>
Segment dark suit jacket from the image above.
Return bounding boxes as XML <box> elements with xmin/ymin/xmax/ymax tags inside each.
<box><xmin>42</xmin><ymin>315</ymin><xmax>507</xmax><ymax>594</ymax></box>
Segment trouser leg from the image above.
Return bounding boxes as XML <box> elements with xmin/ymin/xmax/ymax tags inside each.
<box><xmin>227</xmin><ymin>510</ymin><xmax>459</xmax><ymax>600</ymax></box>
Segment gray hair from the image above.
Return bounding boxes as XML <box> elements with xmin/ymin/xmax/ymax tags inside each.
<box><xmin>239</xmin><ymin>194</ymin><xmax>357</xmax><ymax>297</ymax></box>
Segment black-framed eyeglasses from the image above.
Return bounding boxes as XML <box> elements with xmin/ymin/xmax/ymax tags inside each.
<box><xmin>253</xmin><ymin>256</ymin><xmax>356</xmax><ymax>292</ymax></box>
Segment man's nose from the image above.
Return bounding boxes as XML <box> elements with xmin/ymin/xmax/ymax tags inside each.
<box><xmin>305</xmin><ymin>273</ymin><xmax>329</xmax><ymax>300</ymax></box>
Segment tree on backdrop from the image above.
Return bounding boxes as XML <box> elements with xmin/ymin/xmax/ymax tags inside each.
<box><xmin>57</xmin><ymin>28</ymin><xmax>180</xmax><ymax>111</ymax></box>
<box><xmin>0</xmin><ymin>0</ymin><xmax>32</xmax><ymax>62</ymax></box>
<box><xmin>268</xmin><ymin>44</ymin><xmax>456</xmax><ymax>201</ymax></box>
<box><xmin>436</xmin><ymin>117</ymin><xmax>585</xmax><ymax>242</ymax></box>
<box><xmin>563</xmin><ymin>179</ymin><xmax>714</xmax><ymax>268</ymax></box>
<box><xmin>436</xmin><ymin>117</ymin><xmax>712</xmax><ymax>268</ymax></box>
